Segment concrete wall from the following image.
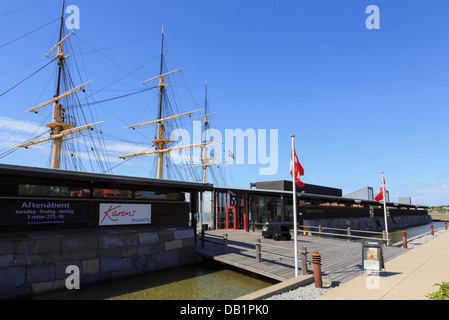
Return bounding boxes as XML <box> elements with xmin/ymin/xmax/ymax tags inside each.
<box><xmin>398</xmin><ymin>197</ymin><xmax>412</xmax><ymax>205</ymax></box>
<box><xmin>344</xmin><ymin>187</ymin><xmax>374</xmax><ymax>201</ymax></box>
<box><xmin>0</xmin><ymin>226</ymin><xmax>197</xmax><ymax>299</ymax></box>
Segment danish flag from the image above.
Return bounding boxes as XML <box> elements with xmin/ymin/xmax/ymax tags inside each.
<box><xmin>375</xmin><ymin>174</ymin><xmax>386</xmax><ymax>202</ymax></box>
<box><xmin>290</xmin><ymin>145</ymin><xmax>304</xmax><ymax>188</ymax></box>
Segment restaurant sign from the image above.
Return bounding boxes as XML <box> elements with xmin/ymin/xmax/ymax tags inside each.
<box><xmin>0</xmin><ymin>200</ymin><xmax>90</xmax><ymax>226</ymax></box>
<box><xmin>99</xmin><ymin>203</ymin><xmax>151</xmax><ymax>226</ymax></box>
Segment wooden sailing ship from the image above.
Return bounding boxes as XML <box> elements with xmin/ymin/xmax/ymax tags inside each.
<box><xmin>182</xmin><ymin>81</ymin><xmax>227</xmax><ymax>183</ymax></box>
<box><xmin>115</xmin><ymin>27</ymin><xmax>226</xmax><ymax>182</ymax></box>
<box><xmin>2</xmin><ymin>2</ymin><xmax>229</xmax><ymax>183</ymax></box>
<box><xmin>7</xmin><ymin>0</ymin><xmax>106</xmax><ymax>171</ymax></box>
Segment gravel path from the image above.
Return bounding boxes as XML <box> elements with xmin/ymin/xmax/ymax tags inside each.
<box><xmin>405</xmin><ymin>228</ymin><xmax>445</xmax><ymax>248</ymax></box>
<box><xmin>264</xmin><ymin>228</ymin><xmax>447</xmax><ymax>300</ymax></box>
<box><xmin>264</xmin><ymin>281</ymin><xmax>336</xmax><ymax>300</ymax></box>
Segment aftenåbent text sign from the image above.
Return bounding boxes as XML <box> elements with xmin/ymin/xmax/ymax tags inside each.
<box><xmin>0</xmin><ymin>200</ymin><xmax>89</xmax><ymax>226</ymax></box>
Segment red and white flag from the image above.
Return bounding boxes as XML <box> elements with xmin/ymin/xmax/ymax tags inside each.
<box><xmin>290</xmin><ymin>145</ymin><xmax>304</xmax><ymax>188</ymax></box>
<box><xmin>375</xmin><ymin>174</ymin><xmax>386</xmax><ymax>202</ymax></box>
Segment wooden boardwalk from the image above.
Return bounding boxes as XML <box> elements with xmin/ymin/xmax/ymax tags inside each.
<box><xmin>196</xmin><ymin>230</ymin><xmax>407</xmax><ymax>284</ymax></box>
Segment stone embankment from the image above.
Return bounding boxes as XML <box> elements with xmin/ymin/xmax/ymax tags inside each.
<box><xmin>303</xmin><ymin>214</ymin><xmax>432</xmax><ymax>234</ymax></box>
<box><xmin>0</xmin><ymin>226</ymin><xmax>196</xmax><ymax>299</ymax></box>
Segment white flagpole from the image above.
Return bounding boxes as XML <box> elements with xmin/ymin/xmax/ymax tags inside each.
<box><xmin>291</xmin><ymin>135</ymin><xmax>298</xmax><ymax>277</ymax></box>
<box><xmin>382</xmin><ymin>172</ymin><xmax>389</xmax><ymax>245</ymax></box>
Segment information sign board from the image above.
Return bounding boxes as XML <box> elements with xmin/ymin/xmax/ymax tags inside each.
<box><xmin>362</xmin><ymin>239</ymin><xmax>384</xmax><ymax>271</ymax></box>
<box><xmin>0</xmin><ymin>200</ymin><xmax>90</xmax><ymax>227</ymax></box>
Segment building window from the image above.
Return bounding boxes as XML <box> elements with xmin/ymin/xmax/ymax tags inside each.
<box><xmin>18</xmin><ymin>184</ymin><xmax>90</xmax><ymax>198</ymax></box>
<box><xmin>135</xmin><ymin>191</ymin><xmax>183</xmax><ymax>201</ymax></box>
<box><xmin>216</xmin><ymin>192</ymin><xmax>227</xmax><ymax>229</ymax></box>
<box><xmin>284</xmin><ymin>198</ymin><xmax>293</xmax><ymax>222</ymax></box>
<box><xmin>93</xmin><ymin>189</ymin><xmax>132</xmax><ymax>199</ymax></box>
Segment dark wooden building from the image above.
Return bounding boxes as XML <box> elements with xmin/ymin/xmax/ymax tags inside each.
<box><xmin>0</xmin><ymin>164</ymin><xmax>213</xmax><ymax>232</ymax></box>
<box><xmin>214</xmin><ymin>181</ymin><xmax>429</xmax><ymax>231</ymax></box>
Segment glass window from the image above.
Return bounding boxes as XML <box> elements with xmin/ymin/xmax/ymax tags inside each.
<box><xmin>135</xmin><ymin>191</ymin><xmax>183</xmax><ymax>201</ymax></box>
<box><xmin>368</xmin><ymin>188</ymin><xmax>374</xmax><ymax>201</ymax></box>
<box><xmin>256</xmin><ymin>196</ymin><xmax>266</xmax><ymax>224</ymax></box>
<box><xmin>266</xmin><ymin>198</ymin><xmax>275</xmax><ymax>222</ymax></box>
<box><xmin>216</xmin><ymin>192</ymin><xmax>227</xmax><ymax>229</ymax></box>
<box><xmin>18</xmin><ymin>184</ymin><xmax>90</xmax><ymax>198</ymax></box>
<box><xmin>93</xmin><ymin>189</ymin><xmax>132</xmax><ymax>199</ymax></box>
<box><xmin>284</xmin><ymin>198</ymin><xmax>293</xmax><ymax>222</ymax></box>
<box><xmin>275</xmin><ymin>198</ymin><xmax>283</xmax><ymax>222</ymax></box>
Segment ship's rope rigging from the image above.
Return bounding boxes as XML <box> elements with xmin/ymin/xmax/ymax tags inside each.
<box><xmin>0</xmin><ymin>14</ymin><xmax>61</xmax><ymax>97</ymax></box>
<box><xmin>0</xmin><ymin>17</ymin><xmax>60</xmax><ymax>50</ymax></box>
<box><xmin>0</xmin><ymin>0</ymin><xmax>44</xmax><ymax>20</ymax></box>
<box><xmin>0</xmin><ymin>31</ymin><xmax>162</xmax><ymax>170</ymax></box>
<box><xmin>0</xmin><ymin>60</ymin><xmax>54</xmax><ymax>99</ymax></box>
<box><xmin>0</xmin><ymin>3</ymin><xmax>232</xmax><ymax>184</ymax></box>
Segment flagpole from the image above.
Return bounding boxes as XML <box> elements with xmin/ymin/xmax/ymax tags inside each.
<box><xmin>291</xmin><ymin>135</ymin><xmax>299</xmax><ymax>277</ymax></box>
<box><xmin>382</xmin><ymin>172</ymin><xmax>389</xmax><ymax>245</ymax></box>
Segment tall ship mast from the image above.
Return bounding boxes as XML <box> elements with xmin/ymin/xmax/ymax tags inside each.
<box><xmin>182</xmin><ymin>81</ymin><xmax>227</xmax><ymax>183</ymax></box>
<box><xmin>5</xmin><ymin>0</ymin><xmax>107</xmax><ymax>172</ymax></box>
<box><xmin>0</xmin><ymin>2</ymin><xmax>229</xmax><ymax>181</ymax></box>
<box><xmin>115</xmin><ymin>26</ymin><xmax>214</xmax><ymax>180</ymax></box>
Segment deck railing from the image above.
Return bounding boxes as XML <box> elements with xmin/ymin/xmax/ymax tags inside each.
<box><xmin>298</xmin><ymin>224</ymin><xmax>390</xmax><ymax>244</ymax></box>
<box><xmin>250</xmin><ymin>222</ymin><xmax>390</xmax><ymax>244</ymax></box>
<box><xmin>199</xmin><ymin>223</ymin><xmax>390</xmax><ymax>274</ymax></box>
<box><xmin>200</xmin><ymin>227</ymin><xmax>311</xmax><ymax>275</ymax></box>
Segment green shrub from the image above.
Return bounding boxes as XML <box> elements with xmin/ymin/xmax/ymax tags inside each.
<box><xmin>427</xmin><ymin>281</ymin><xmax>449</xmax><ymax>300</ymax></box>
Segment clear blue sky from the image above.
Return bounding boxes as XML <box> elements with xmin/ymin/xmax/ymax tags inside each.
<box><xmin>1</xmin><ymin>0</ymin><xmax>449</xmax><ymax>206</ymax></box>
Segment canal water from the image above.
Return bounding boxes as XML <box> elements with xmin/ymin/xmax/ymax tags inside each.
<box><xmin>388</xmin><ymin>221</ymin><xmax>446</xmax><ymax>243</ymax></box>
<box><xmin>30</xmin><ymin>221</ymin><xmax>444</xmax><ymax>300</ymax></box>
<box><xmin>30</xmin><ymin>260</ymin><xmax>277</xmax><ymax>300</ymax></box>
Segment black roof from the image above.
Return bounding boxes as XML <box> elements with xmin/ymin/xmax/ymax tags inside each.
<box><xmin>0</xmin><ymin>164</ymin><xmax>214</xmax><ymax>192</ymax></box>
<box><xmin>0</xmin><ymin>164</ymin><xmax>429</xmax><ymax>209</ymax></box>
<box><xmin>214</xmin><ymin>185</ymin><xmax>429</xmax><ymax>209</ymax></box>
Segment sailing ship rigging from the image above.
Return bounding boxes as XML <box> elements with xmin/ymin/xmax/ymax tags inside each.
<box><xmin>181</xmin><ymin>81</ymin><xmax>227</xmax><ymax>183</ymax></box>
<box><xmin>0</xmin><ymin>1</ymin><xmax>231</xmax><ymax>184</ymax></box>
<box><xmin>1</xmin><ymin>0</ymin><xmax>110</xmax><ymax>173</ymax></box>
<box><xmin>115</xmin><ymin>26</ymin><xmax>227</xmax><ymax>183</ymax></box>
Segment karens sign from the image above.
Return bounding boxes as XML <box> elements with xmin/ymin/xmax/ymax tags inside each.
<box><xmin>99</xmin><ymin>203</ymin><xmax>151</xmax><ymax>226</ymax></box>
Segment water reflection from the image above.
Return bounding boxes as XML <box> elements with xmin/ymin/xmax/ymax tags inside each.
<box><xmin>31</xmin><ymin>260</ymin><xmax>276</xmax><ymax>300</ymax></box>
<box><xmin>388</xmin><ymin>221</ymin><xmax>446</xmax><ymax>243</ymax></box>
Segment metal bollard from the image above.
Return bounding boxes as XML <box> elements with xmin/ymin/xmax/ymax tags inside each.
<box><xmin>402</xmin><ymin>230</ymin><xmax>407</xmax><ymax>249</ymax></box>
<box><xmin>201</xmin><ymin>224</ymin><xmax>207</xmax><ymax>248</ymax></box>
<box><xmin>431</xmin><ymin>224</ymin><xmax>434</xmax><ymax>236</ymax></box>
<box><xmin>445</xmin><ymin>221</ymin><xmax>447</xmax><ymax>230</ymax></box>
<box><xmin>223</xmin><ymin>234</ymin><xmax>228</xmax><ymax>254</ymax></box>
<box><xmin>256</xmin><ymin>239</ymin><xmax>261</xmax><ymax>263</ymax></box>
<box><xmin>312</xmin><ymin>251</ymin><xmax>322</xmax><ymax>288</ymax></box>
<box><xmin>347</xmin><ymin>227</ymin><xmax>351</xmax><ymax>242</ymax></box>
<box><xmin>301</xmin><ymin>246</ymin><xmax>308</xmax><ymax>275</ymax></box>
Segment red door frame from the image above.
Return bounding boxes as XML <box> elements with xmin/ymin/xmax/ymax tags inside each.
<box><xmin>216</xmin><ymin>192</ymin><xmax>247</xmax><ymax>230</ymax></box>
<box><xmin>226</xmin><ymin>206</ymin><xmax>236</xmax><ymax>230</ymax></box>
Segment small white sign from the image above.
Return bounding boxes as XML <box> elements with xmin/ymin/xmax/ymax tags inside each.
<box><xmin>99</xmin><ymin>203</ymin><xmax>151</xmax><ymax>226</ymax></box>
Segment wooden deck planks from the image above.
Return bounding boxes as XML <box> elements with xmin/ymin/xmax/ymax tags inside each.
<box><xmin>196</xmin><ymin>230</ymin><xmax>407</xmax><ymax>284</ymax></box>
